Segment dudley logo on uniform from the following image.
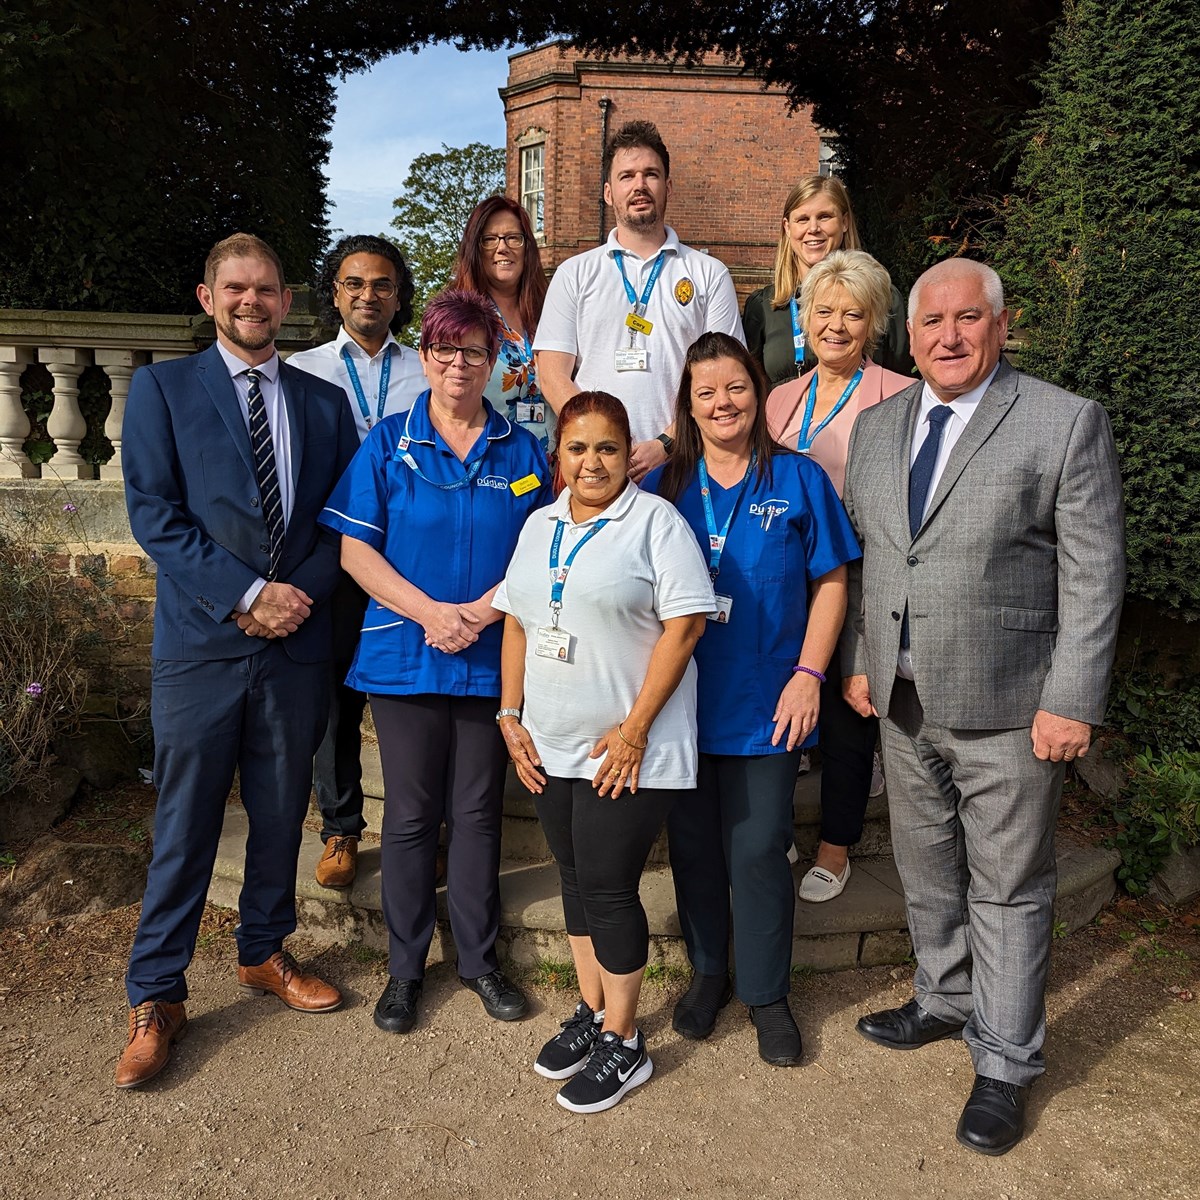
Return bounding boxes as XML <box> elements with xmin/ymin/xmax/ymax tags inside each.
<box><xmin>477</xmin><ymin>475</ymin><xmax>509</xmax><ymax>490</ymax></box>
<box><xmin>674</xmin><ymin>278</ymin><xmax>695</xmax><ymax>307</ymax></box>
<box><xmin>749</xmin><ymin>499</ymin><xmax>789</xmax><ymax>531</ymax></box>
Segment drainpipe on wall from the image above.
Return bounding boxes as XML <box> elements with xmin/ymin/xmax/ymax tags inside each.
<box><xmin>598</xmin><ymin>96</ymin><xmax>611</xmax><ymax>244</ymax></box>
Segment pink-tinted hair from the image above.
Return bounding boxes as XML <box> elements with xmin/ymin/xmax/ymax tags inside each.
<box><xmin>420</xmin><ymin>289</ymin><xmax>501</xmax><ymax>362</ymax></box>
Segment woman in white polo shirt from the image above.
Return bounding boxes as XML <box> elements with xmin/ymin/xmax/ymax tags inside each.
<box><xmin>494</xmin><ymin>392</ymin><xmax>714</xmax><ymax>1115</ymax></box>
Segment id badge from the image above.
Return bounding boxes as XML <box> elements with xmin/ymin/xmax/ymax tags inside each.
<box><xmin>614</xmin><ymin>348</ymin><xmax>649</xmax><ymax>372</ymax></box>
<box><xmin>535</xmin><ymin>625</ymin><xmax>572</xmax><ymax>662</ymax></box>
<box><xmin>707</xmin><ymin>594</ymin><xmax>733</xmax><ymax>623</ymax></box>
<box><xmin>516</xmin><ymin>401</ymin><xmax>545</xmax><ymax>424</ymax></box>
<box><xmin>625</xmin><ymin>312</ymin><xmax>654</xmax><ymax>336</ymax></box>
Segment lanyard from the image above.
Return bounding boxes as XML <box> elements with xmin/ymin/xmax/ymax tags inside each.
<box><xmin>341</xmin><ymin>344</ymin><xmax>391</xmax><ymax>428</ymax></box>
<box><xmin>697</xmin><ymin>451</ymin><xmax>757</xmax><ymax>581</ymax></box>
<box><xmin>788</xmin><ymin>297</ymin><xmax>807</xmax><ymax>367</ymax></box>
<box><xmin>615</xmin><ymin>251</ymin><xmax>666</xmax><ymax>345</ymax></box>
<box><xmin>547</xmin><ymin>517</ymin><xmax>610</xmax><ymax>626</ymax></box>
<box><xmin>393</xmin><ymin>436</ymin><xmax>485</xmax><ymax>491</ymax></box>
<box><xmin>796</xmin><ymin>367</ymin><xmax>864</xmax><ymax>452</ymax></box>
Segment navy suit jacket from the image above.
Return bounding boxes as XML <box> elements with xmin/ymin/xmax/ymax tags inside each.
<box><xmin>123</xmin><ymin>342</ymin><xmax>358</xmax><ymax>662</ymax></box>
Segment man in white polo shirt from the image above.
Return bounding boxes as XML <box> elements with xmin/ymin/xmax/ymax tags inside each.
<box><xmin>534</xmin><ymin>120</ymin><xmax>744</xmax><ymax>482</ymax></box>
<box><xmin>289</xmin><ymin>235</ymin><xmax>427</xmax><ymax>887</ymax></box>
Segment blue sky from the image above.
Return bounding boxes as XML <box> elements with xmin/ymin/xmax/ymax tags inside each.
<box><xmin>324</xmin><ymin>46</ymin><xmax>514</xmax><ymax>240</ymax></box>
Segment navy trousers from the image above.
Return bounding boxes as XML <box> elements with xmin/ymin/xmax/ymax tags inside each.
<box><xmin>817</xmin><ymin>671</ymin><xmax>879</xmax><ymax>846</ymax></box>
<box><xmin>125</xmin><ymin>644</ymin><xmax>328</xmax><ymax>1005</ymax></box>
<box><xmin>371</xmin><ymin>693</ymin><xmax>508</xmax><ymax>981</ymax></box>
<box><xmin>668</xmin><ymin>749</ymin><xmax>801</xmax><ymax>1006</ymax></box>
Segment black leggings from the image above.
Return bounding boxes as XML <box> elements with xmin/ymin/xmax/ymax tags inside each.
<box><xmin>534</xmin><ymin>775</ymin><xmax>675</xmax><ymax>976</ymax></box>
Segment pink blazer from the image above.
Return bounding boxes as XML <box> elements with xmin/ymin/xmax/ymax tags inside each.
<box><xmin>766</xmin><ymin>358</ymin><xmax>915</xmax><ymax>496</ymax></box>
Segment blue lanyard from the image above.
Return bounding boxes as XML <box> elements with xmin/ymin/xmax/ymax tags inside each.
<box><xmin>341</xmin><ymin>344</ymin><xmax>391</xmax><ymax>427</ymax></box>
<box><xmin>796</xmin><ymin>367</ymin><xmax>864</xmax><ymax>452</ymax></box>
<box><xmin>548</xmin><ymin>517</ymin><xmax>610</xmax><ymax>624</ymax></box>
<box><xmin>788</xmin><ymin>297</ymin><xmax>807</xmax><ymax>367</ymax></box>
<box><xmin>697</xmin><ymin>451</ymin><xmax>757</xmax><ymax>581</ymax></box>
<box><xmin>393</xmin><ymin>436</ymin><xmax>485</xmax><ymax>491</ymax></box>
<box><xmin>614</xmin><ymin>251</ymin><xmax>667</xmax><ymax>317</ymax></box>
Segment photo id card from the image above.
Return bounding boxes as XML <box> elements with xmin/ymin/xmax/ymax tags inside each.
<box><xmin>516</xmin><ymin>401</ymin><xmax>545</xmax><ymax>424</ymax></box>
<box><xmin>535</xmin><ymin>625</ymin><xmax>573</xmax><ymax>662</ymax></box>
<box><xmin>707</xmin><ymin>594</ymin><xmax>734</xmax><ymax>623</ymax></box>
<box><xmin>614</xmin><ymin>348</ymin><xmax>649</xmax><ymax>372</ymax></box>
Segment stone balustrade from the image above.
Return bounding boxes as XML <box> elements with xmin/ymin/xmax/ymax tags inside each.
<box><xmin>0</xmin><ymin>308</ymin><xmax>321</xmax><ymax>482</ymax></box>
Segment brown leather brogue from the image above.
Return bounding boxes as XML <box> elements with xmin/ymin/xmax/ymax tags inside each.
<box><xmin>114</xmin><ymin>1000</ymin><xmax>187</xmax><ymax>1089</ymax></box>
<box><xmin>314</xmin><ymin>836</ymin><xmax>358</xmax><ymax>888</ymax></box>
<box><xmin>237</xmin><ymin>949</ymin><xmax>342</xmax><ymax>1012</ymax></box>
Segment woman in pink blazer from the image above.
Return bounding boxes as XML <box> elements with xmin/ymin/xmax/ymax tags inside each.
<box><xmin>766</xmin><ymin>250</ymin><xmax>913</xmax><ymax>903</ymax></box>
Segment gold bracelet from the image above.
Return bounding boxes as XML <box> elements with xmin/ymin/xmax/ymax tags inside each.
<box><xmin>617</xmin><ymin>722</ymin><xmax>647</xmax><ymax>750</ymax></box>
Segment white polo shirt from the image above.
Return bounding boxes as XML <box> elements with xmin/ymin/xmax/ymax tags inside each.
<box><xmin>287</xmin><ymin>326</ymin><xmax>427</xmax><ymax>444</ymax></box>
<box><xmin>533</xmin><ymin>227</ymin><xmax>744</xmax><ymax>444</ymax></box>
<box><xmin>494</xmin><ymin>482</ymin><xmax>715</xmax><ymax>787</ymax></box>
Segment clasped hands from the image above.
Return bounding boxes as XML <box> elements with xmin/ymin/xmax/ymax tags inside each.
<box><xmin>236</xmin><ymin>582</ymin><xmax>312</xmax><ymax>638</ymax></box>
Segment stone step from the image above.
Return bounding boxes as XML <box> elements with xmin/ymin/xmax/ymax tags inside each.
<box><xmin>355</xmin><ymin>744</ymin><xmax>893</xmax><ymax>865</ymax></box>
<box><xmin>209</xmin><ymin>805</ymin><xmax>1119</xmax><ymax>974</ymax></box>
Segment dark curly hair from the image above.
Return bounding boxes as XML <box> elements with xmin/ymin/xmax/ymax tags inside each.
<box><xmin>315</xmin><ymin>235</ymin><xmax>415</xmax><ymax>334</ymax></box>
<box><xmin>602</xmin><ymin>120</ymin><xmax>670</xmax><ymax>182</ymax></box>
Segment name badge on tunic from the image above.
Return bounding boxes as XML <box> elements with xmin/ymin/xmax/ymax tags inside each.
<box><xmin>614</xmin><ymin>348</ymin><xmax>649</xmax><ymax>372</ymax></box>
<box><xmin>535</xmin><ymin>625</ymin><xmax>573</xmax><ymax>662</ymax></box>
<box><xmin>707</xmin><ymin>594</ymin><xmax>734</xmax><ymax>623</ymax></box>
<box><xmin>625</xmin><ymin>312</ymin><xmax>654</xmax><ymax>336</ymax></box>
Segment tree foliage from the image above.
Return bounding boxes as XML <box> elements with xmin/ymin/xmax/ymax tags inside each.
<box><xmin>994</xmin><ymin>0</ymin><xmax>1200</xmax><ymax>614</ymax></box>
<box><xmin>389</xmin><ymin>142</ymin><xmax>505</xmax><ymax>340</ymax></box>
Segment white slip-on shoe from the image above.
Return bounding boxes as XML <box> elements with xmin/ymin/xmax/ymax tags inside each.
<box><xmin>798</xmin><ymin>860</ymin><xmax>851</xmax><ymax>903</ymax></box>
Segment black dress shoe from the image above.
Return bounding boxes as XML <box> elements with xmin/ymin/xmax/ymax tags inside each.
<box><xmin>374</xmin><ymin>976</ymin><xmax>422</xmax><ymax>1034</ymax></box>
<box><xmin>672</xmin><ymin>971</ymin><xmax>733</xmax><ymax>1040</ymax></box>
<box><xmin>749</xmin><ymin>998</ymin><xmax>803</xmax><ymax>1066</ymax></box>
<box><xmin>855</xmin><ymin>998</ymin><xmax>966</xmax><ymax>1049</ymax></box>
<box><xmin>461</xmin><ymin>969</ymin><xmax>528</xmax><ymax>1021</ymax></box>
<box><xmin>956</xmin><ymin>1074</ymin><xmax>1029</xmax><ymax>1156</ymax></box>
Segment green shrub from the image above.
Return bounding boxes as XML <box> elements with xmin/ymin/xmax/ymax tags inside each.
<box><xmin>1112</xmin><ymin>748</ymin><xmax>1200</xmax><ymax>895</ymax></box>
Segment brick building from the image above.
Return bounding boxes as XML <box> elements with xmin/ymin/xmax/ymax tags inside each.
<box><xmin>500</xmin><ymin>42</ymin><xmax>833</xmax><ymax>300</ymax></box>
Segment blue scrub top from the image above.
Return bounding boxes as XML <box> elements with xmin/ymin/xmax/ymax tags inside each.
<box><xmin>320</xmin><ymin>390</ymin><xmax>551</xmax><ymax>697</ymax></box>
<box><xmin>646</xmin><ymin>452</ymin><xmax>861</xmax><ymax>756</ymax></box>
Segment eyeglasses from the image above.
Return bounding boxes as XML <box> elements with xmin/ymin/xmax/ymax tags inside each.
<box><xmin>336</xmin><ymin>276</ymin><xmax>397</xmax><ymax>298</ymax></box>
<box><xmin>479</xmin><ymin>233</ymin><xmax>526</xmax><ymax>250</ymax></box>
<box><xmin>426</xmin><ymin>342</ymin><xmax>490</xmax><ymax>366</ymax></box>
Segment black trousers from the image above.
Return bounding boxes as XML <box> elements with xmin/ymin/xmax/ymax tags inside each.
<box><xmin>817</xmin><ymin>672</ymin><xmax>879</xmax><ymax>846</ymax></box>
<box><xmin>371</xmin><ymin>693</ymin><xmax>508</xmax><ymax>981</ymax></box>
<box><xmin>535</xmin><ymin>775</ymin><xmax>675</xmax><ymax>976</ymax></box>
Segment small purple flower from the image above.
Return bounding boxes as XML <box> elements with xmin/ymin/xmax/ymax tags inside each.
<box><xmin>25</xmin><ymin>682</ymin><xmax>44</xmax><ymax>697</ymax></box>
<box><xmin>62</xmin><ymin>502</ymin><xmax>78</xmax><ymax>514</ymax></box>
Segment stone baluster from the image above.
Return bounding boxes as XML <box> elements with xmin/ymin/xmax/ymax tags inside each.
<box><xmin>38</xmin><ymin>347</ymin><xmax>93</xmax><ymax>479</ymax></box>
<box><xmin>0</xmin><ymin>345</ymin><xmax>37</xmax><ymax>478</ymax></box>
<box><xmin>94</xmin><ymin>350</ymin><xmax>146</xmax><ymax>481</ymax></box>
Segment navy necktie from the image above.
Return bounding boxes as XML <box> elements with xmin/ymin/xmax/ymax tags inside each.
<box><xmin>901</xmin><ymin>403</ymin><xmax>954</xmax><ymax>650</ymax></box>
<box><xmin>908</xmin><ymin>403</ymin><xmax>954</xmax><ymax>538</ymax></box>
<box><xmin>247</xmin><ymin>369</ymin><xmax>284</xmax><ymax>580</ymax></box>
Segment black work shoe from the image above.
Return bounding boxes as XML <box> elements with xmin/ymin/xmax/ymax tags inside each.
<box><xmin>534</xmin><ymin>1000</ymin><xmax>602</xmax><ymax>1079</ymax></box>
<box><xmin>956</xmin><ymin>1074</ymin><xmax>1029</xmax><ymax>1156</ymax></box>
<box><xmin>749</xmin><ymin>997</ymin><xmax>803</xmax><ymax>1066</ymax></box>
<box><xmin>374</xmin><ymin>976</ymin><xmax>422</xmax><ymax>1034</ymax></box>
<box><xmin>855</xmin><ymin>998</ymin><xmax>965</xmax><ymax>1050</ymax></box>
<box><xmin>556</xmin><ymin>1029</ymin><xmax>653</xmax><ymax>1113</ymax></box>
<box><xmin>672</xmin><ymin>971</ymin><xmax>733</xmax><ymax>1040</ymax></box>
<box><xmin>461</xmin><ymin>969</ymin><xmax>529</xmax><ymax>1021</ymax></box>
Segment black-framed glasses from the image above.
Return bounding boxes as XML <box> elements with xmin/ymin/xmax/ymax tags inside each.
<box><xmin>427</xmin><ymin>342</ymin><xmax>490</xmax><ymax>366</ymax></box>
<box><xmin>479</xmin><ymin>233</ymin><xmax>526</xmax><ymax>250</ymax></box>
<box><xmin>336</xmin><ymin>276</ymin><xmax>397</xmax><ymax>298</ymax></box>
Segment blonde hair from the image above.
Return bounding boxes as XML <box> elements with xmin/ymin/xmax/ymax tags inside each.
<box><xmin>770</xmin><ymin>176</ymin><xmax>862</xmax><ymax>308</ymax></box>
<box><xmin>799</xmin><ymin>251</ymin><xmax>892</xmax><ymax>354</ymax></box>
<box><xmin>203</xmin><ymin>232</ymin><xmax>284</xmax><ymax>290</ymax></box>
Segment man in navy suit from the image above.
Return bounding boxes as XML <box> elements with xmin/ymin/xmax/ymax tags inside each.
<box><xmin>115</xmin><ymin>233</ymin><xmax>359</xmax><ymax>1089</ymax></box>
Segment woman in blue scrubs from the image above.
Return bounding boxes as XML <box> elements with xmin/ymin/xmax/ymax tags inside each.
<box><xmin>320</xmin><ymin>289</ymin><xmax>551</xmax><ymax>1035</ymax></box>
<box><xmin>646</xmin><ymin>331</ymin><xmax>860</xmax><ymax>1066</ymax></box>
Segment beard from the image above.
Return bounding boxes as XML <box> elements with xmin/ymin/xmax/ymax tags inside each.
<box><xmin>216</xmin><ymin>310</ymin><xmax>277</xmax><ymax>353</ymax></box>
<box><xmin>620</xmin><ymin>197</ymin><xmax>661</xmax><ymax>231</ymax></box>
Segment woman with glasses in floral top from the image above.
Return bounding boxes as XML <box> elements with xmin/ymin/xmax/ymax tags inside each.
<box><xmin>452</xmin><ymin>197</ymin><xmax>551</xmax><ymax>451</ymax></box>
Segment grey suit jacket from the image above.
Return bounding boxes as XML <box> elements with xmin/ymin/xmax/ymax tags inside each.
<box><xmin>841</xmin><ymin>360</ymin><xmax>1125</xmax><ymax>729</ymax></box>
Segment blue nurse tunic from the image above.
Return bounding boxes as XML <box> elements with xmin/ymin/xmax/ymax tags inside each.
<box><xmin>319</xmin><ymin>391</ymin><xmax>551</xmax><ymax>697</ymax></box>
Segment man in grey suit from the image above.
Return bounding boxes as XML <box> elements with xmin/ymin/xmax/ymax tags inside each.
<box><xmin>840</xmin><ymin>258</ymin><xmax>1124</xmax><ymax>1155</ymax></box>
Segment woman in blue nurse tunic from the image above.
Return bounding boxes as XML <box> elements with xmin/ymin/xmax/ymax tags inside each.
<box><xmin>319</xmin><ymin>289</ymin><xmax>551</xmax><ymax>1036</ymax></box>
<box><xmin>645</xmin><ymin>330</ymin><xmax>860</xmax><ymax>1067</ymax></box>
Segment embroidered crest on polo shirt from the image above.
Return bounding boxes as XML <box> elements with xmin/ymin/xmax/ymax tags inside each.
<box><xmin>749</xmin><ymin>498</ymin><xmax>790</xmax><ymax>531</ymax></box>
<box><xmin>674</xmin><ymin>278</ymin><xmax>695</xmax><ymax>307</ymax></box>
<box><xmin>477</xmin><ymin>475</ymin><xmax>509</xmax><ymax>490</ymax></box>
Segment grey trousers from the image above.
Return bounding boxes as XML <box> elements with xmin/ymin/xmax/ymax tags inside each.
<box><xmin>882</xmin><ymin>677</ymin><xmax>1064</xmax><ymax>1086</ymax></box>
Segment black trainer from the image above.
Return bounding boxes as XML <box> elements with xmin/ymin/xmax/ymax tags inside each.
<box><xmin>534</xmin><ymin>1001</ymin><xmax>602</xmax><ymax>1079</ymax></box>
<box><xmin>460</xmin><ymin>969</ymin><xmax>529</xmax><ymax>1021</ymax></box>
<box><xmin>749</xmin><ymin>997</ymin><xmax>803</xmax><ymax>1066</ymax></box>
<box><xmin>672</xmin><ymin>971</ymin><xmax>733</xmax><ymax>1040</ymax></box>
<box><xmin>556</xmin><ymin>1029</ymin><xmax>653</xmax><ymax>1113</ymax></box>
<box><xmin>374</xmin><ymin>976</ymin><xmax>422</xmax><ymax>1034</ymax></box>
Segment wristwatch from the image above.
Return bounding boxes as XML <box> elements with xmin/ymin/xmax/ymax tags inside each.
<box><xmin>495</xmin><ymin>708</ymin><xmax>522</xmax><ymax>723</ymax></box>
<box><xmin>656</xmin><ymin>432</ymin><xmax>675</xmax><ymax>455</ymax></box>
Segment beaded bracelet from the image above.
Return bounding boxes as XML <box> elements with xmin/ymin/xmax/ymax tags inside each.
<box><xmin>791</xmin><ymin>664</ymin><xmax>826</xmax><ymax>683</ymax></box>
<box><xmin>617</xmin><ymin>722</ymin><xmax>648</xmax><ymax>750</ymax></box>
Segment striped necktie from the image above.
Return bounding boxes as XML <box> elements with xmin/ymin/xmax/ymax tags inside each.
<box><xmin>901</xmin><ymin>403</ymin><xmax>954</xmax><ymax>649</ymax></box>
<box><xmin>247</xmin><ymin>369</ymin><xmax>284</xmax><ymax>580</ymax></box>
